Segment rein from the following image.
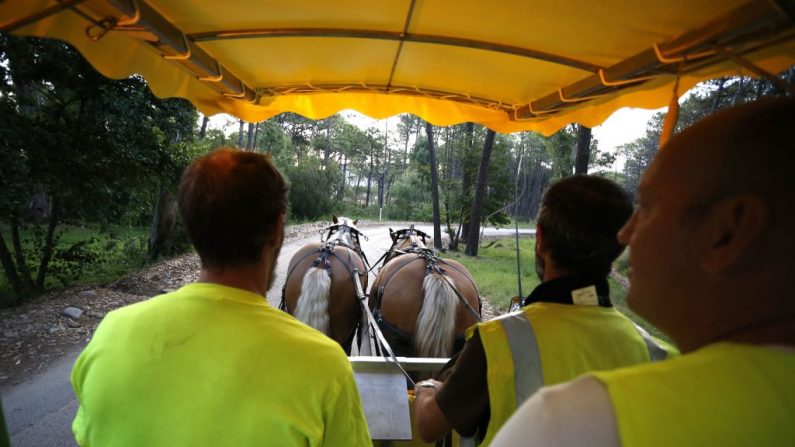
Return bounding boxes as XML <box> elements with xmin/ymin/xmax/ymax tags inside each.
<box><xmin>351</xmin><ymin>266</ymin><xmax>416</xmax><ymax>387</ymax></box>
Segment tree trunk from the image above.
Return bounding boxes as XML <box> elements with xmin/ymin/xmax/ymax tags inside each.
<box><xmin>252</xmin><ymin>122</ymin><xmax>260</xmax><ymax>150</ymax></box>
<box><xmin>574</xmin><ymin>125</ymin><xmax>592</xmax><ymax>174</ymax></box>
<box><xmin>354</xmin><ymin>170</ymin><xmax>363</xmax><ymax>206</ymax></box>
<box><xmin>237</xmin><ymin>120</ymin><xmax>245</xmax><ymax>148</ymax></box>
<box><xmin>148</xmin><ymin>187</ymin><xmax>178</xmax><ymax>260</ymax></box>
<box><xmin>465</xmin><ymin>129</ymin><xmax>496</xmax><ymax>256</ymax></box>
<box><xmin>324</xmin><ymin>124</ymin><xmax>331</xmax><ymax>166</ymax></box>
<box><xmin>403</xmin><ymin>119</ymin><xmax>411</xmax><ymax>168</ymax></box>
<box><xmin>0</xmin><ymin>230</ymin><xmax>25</xmax><ymax>300</ymax></box>
<box><xmin>337</xmin><ymin>154</ymin><xmax>348</xmax><ymax>201</ymax></box>
<box><xmin>35</xmin><ymin>197</ymin><xmax>60</xmax><ymax>289</ymax></box>
<box><xmin>426</xmin><ymin>122</ymin><xmax>443</xmax><ymax>250</ymax></box>
<box><xmin>10</xmin><ymin>217</ymin><xmax>35</xmax><ymax>291</ymax></box>
<box><xmin>365</xmin><ymin>155</ymin><xmax>374</xmax><ymax>208</ymax></box>
<box><xmin>710</xmin><ymin>78</ymin><xmax>726</xmax><ymax>113</ymax></box>
<box><xmin>378</xmin><ymin>171</ymin><xmax>385</xmax><ymax>208</ymax></box>
<box><xmin>199</xmin><ymin>115</ymin><xmax>209</xmax><ymax>139</ymax></box>
<box><xmin>246</xmin><ymin>122</ymin><xmax>255</xmax><ymax>150</ymax></box>
<box><xmin>460</xmin><ymin>122</ymin><xmax>475</xmax><ymax>241</ymax></box>
<box><xmin>385</xmin><ymin>173</ymin><xmax>395</xmax><ymax>206</ymax></box>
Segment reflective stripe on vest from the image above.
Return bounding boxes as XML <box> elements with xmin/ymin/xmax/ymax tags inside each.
<box><xmin>633</xmin><ymin>323</ymin><xmax>668</xmax><ymax>362</ymax></box>
<box><xmin>474</xmin><ymin>303</ymin><xmax>675</xmax><ymax>447</ymax></box>
<box><xmin>501</xmin><ymin>312</ymin><xmax>545</xmax><ymax>404</ymax></box>
<box><xmin>501</xmin><ymin>313</ymin><xmax>667</xmax><ymax>406</ymax></box>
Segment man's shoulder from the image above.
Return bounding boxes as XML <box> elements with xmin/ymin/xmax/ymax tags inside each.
<box><xmin>491</xmin><ymin>376</ymin><xmax>619</xmax><ymax>447</ymax></box>
<box><xmin>262</xmin><ymin>309</ymin><xmax>352</xmax><ymax>365</ymax></box>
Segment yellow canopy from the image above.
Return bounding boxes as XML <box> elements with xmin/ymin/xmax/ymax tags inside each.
<box><xmin>3</xmin><ymin>0</ymin><xmax>794</xmax><ymax>134</ymax></box>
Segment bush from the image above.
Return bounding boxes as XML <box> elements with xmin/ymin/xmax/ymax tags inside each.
<box><xmin>283</xmin><ymin>158</ymin><xmax>341</xmax><ymax>220</ymax></box>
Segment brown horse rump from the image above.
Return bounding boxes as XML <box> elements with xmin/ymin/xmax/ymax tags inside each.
<box><xmin>282</xmin><ymin>241</ymin><xmax>368</xmax><ymax>354</ymax></box>
<box><xmin>369</xmin><ymin>251</ymin><xmax>480</xmax><ymax>358</ymax></box>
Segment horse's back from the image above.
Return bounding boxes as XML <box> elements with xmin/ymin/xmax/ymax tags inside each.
<box><xmin>284</xmin><ymin>242</ymin><xmax>366</xmax><ymax>351</ymax></box>
<box><xmin>371</xmin><ymin>253</ymin><xmax>481</xmax><ymax>355</ymax></box>
<box><xmin>371</xmin><ymin>255</ymin><xmax>428</xmax><ymax>335</ymax></box>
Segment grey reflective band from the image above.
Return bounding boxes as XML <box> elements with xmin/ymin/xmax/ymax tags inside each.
<box><xmin>634</xmin><ymin>323</ymin><xmax>668</xmax><ymax>362</ymax></box>
<box><xmin>459</xmin><ymin>436</ymin><xmax>476</xmax><ymax>447</ymax></box>
<box><xmin>501</xmin><ymin>312</ymin><xmax>545</xmax><ymax>405</ymax></box>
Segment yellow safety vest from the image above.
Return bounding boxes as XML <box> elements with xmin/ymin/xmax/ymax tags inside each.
<box><xmin>473</xmin><ymin>302</ymin><xmax>673</xmax><ymax>447</ymax></box>
<box><xmin>592</xmin><ymin>342</ymin><xmax>795</xmax><ymax>447</ymax></box>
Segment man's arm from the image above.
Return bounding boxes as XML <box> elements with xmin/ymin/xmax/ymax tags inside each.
<box><xmin>490</xmin><ymin>376</ymin><xmax>620</xmax><ymax>447</ymax></box>
<box><xmin>414</xmin><ymin>379</ymin><xmax>452</xmax><ymax>442</ymax></box>
<box><xmin>414</xmin><ymin>331</ymin><xmax>490</xmax><ymax>442</ymax></box>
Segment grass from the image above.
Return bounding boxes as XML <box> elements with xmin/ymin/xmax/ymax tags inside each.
<box><xmin>445</xmin><ymin>237</ymin><xmax>539</xmax><ymax>311</ymax></box>
<box><xmin>445</xmin><ymin>237</ymin><xmax>672</xmax><ymax>344</ymax></box>
<box><xmin>0</xmin><ymin>223</ymin><xmax>151</xmax><ymax>300</ymax></box>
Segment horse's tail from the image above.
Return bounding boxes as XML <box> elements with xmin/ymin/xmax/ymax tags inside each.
<box><xmin>415</xmin><ymin>273</ymin><xmax>458</xmax><ymax>358</ymax></box>
<box><xmin>294</xmin><ymin>267</ymin><xmax>331</xmax><ymax>335</ymax></box>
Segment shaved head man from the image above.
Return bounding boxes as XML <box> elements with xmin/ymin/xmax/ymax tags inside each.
<box><xmin>492</xmin><ymin>98</ymin><xmax>795</xmax><ymax>447</ymax></box>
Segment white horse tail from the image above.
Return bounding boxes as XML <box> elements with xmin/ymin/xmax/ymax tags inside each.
<box><xmin>415</xmin><ymin>273</ymin><xmax>458</xmax><ymax>358</ymax></box>
<box><xmin>294</xmin><ymin>267</ymin><xmax>331</xmax><ymax>335</ymax></box>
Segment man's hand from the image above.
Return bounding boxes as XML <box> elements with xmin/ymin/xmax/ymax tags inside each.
<box><xmin>414</xmin><ymin>379</ymin><xmax>453</xmax><ymax>442</ymax></box>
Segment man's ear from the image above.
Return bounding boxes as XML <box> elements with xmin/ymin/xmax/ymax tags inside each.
<box><xmin>698</xmin><ymin>194</ymin><xmax>768</xmax><ymax>274</ymax></box>
<box><xmin>332</xmin><ymin>215</ymin><xmax>338</xmax><ymax>224</ymax></box>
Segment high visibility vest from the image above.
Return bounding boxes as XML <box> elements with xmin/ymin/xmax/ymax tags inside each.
<box><xmin>471</xmin><ymin>302</ymin><xmax>673</xmax><ymax>447</ymax></box>
<box><xmin>592</xmin><ymin>342</ymin><xmax>795</xmax><ymax>447</ymax></box>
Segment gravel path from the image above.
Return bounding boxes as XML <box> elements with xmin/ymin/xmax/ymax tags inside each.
<box><xmin>0</xmin><ymin>221</ymin><xmax>499</xmax><ymax>389</ymax></box>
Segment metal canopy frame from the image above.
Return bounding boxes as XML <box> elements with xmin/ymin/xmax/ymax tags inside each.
<box><xmin>4</xmin><ymin>0</ymin><xmax>793</xmax><ymax>122</ymax></box>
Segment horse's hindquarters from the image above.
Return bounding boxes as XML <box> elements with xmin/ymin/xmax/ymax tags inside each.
<box><xmin>284</xmin><ymin>243</ymin><xmax>367</xmax><ymax>353</ymax></box>
<box><xmin>371</xmin><ymin>255</ymin><xmax>480</xmax><ymax>358</ymax></box>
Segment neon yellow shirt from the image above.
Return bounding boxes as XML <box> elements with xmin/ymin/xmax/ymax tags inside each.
<box><xmin>71</xmin><ymin>283</ymin><xmax>370</xmax><ymax>446</ymax></box>
<box><xmin>593</xmin><ymin>342</ymin><xmax>795</xmax><ymax>447</ymax></box>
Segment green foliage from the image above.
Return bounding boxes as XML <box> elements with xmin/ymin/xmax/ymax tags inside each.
<box><xmin>618</xmin><ymin>69</ymin><xmax>794</xmax><ymax>201</ymax></box>
<box><xmin>0</xmin><ymin>225</ymin><xmax>149</xmax><ymax>303</ymax></box>
<box><xmin>387</xmin><ymin>169</ymin><xmax>427</xmax><ymax>220</ymax></box>
<box><xmin>545</xmin><ymin>125</ymin><xmax>577</xmax><ymax>179</ymax></box>
<box><xmin>618</xmin><ymin>123</ymin><xmax>659</xmax><ymax>201</ymax></box>
<box><xmin>0</xmin><ymin>35</ymin><xmax>197</xmax><ymax>302</ymax></box>
<box><xmin>445</xmin><ymin>237</ymin><xmax>539</xmax><ymax>310</ymax></box>
<box><xmin>283</xmin><ymin>157</ymin><xmax>342</xmax><ymax>220</ymax></box>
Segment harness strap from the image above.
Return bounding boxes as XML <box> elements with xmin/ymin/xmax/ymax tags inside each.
<box><xmin>367</xmin><ymin>250</ymin><xmax>390</xmax><ymax>273</ymax></box>
<box><xmin>438</xmin><ymin>274</ymin><xmax>482</xmax><ymax>323</ymax></box>
<box><xmin>325</xmin><ymin>247</ymin><xmax>367</xmax><ymax>345</ymax></box>
<box><xmin>352</xmin><ymin>267</ymin><xmax>416</xmax><ymax>387</ymax></box>
<box><xmin>373</xmin><ymin>256</ymin><xmax>426</xmax><ymax>312</ymax></box>
<box><xmin>437</xmin><ymin>259</ymin><xmax>481</xmax><ymax>303</ymax></box>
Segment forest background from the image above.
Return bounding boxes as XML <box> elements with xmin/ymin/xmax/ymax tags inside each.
<box><xmin>1</xmin><ymin>34</ymin><xmax>792</xmax><ymax>307</ymax></box>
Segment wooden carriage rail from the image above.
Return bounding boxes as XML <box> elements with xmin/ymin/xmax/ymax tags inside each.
<box><xmin>349</xmin><ymin>356</ymin><xmax>449</xmax><ymax>373</ymax></box>
<box><xmin>3</xmin><ymin>0</ymin><xmax>792</xmax><ymax>120</ymax></box>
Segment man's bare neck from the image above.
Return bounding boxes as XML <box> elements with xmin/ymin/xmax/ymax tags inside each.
<box><xmin>198</xmin><ymin>268</ymin><xmax>268</xmax><ymax>296</ymax></box>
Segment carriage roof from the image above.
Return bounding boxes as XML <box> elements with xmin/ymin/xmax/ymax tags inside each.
<box><xmin>4</xmin><ymin>1</ymin><xmax>795</xmax><ymax>441</ymax></box>
<box><xmin>3</xmin><ymin>0</ymin><xmax>794</xmax><ymax>135</ymax></box>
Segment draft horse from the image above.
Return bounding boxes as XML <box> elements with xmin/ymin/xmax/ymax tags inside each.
<box><xmin>281</xmin><ymin>216</ymin><xmax>369</xmax><ymax>354</ymax></box>
<box><xmin>369</xmin><ymin>226</ymin><xmax>481</xmax><ymax>358</ymax></box>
